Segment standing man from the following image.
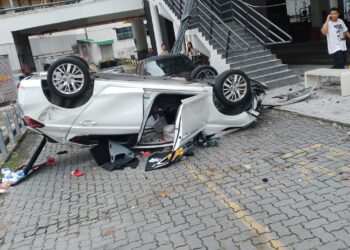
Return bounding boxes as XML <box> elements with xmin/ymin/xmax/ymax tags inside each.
<box><xmin>321</xmin><ymin>8</ymin><xmax>350</xmax><ymax>69</ymax></box>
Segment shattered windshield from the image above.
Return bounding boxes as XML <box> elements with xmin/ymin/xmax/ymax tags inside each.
<box><xmin>145</xmin><ymin>56</ymin><xmax>196</xmax><ymax>76</ymax></box>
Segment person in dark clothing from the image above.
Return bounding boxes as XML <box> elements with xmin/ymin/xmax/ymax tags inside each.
<box><xmin>147</xmin><ymin>48</ymin><xmax>156</xmax><ymax>58</ymax></box>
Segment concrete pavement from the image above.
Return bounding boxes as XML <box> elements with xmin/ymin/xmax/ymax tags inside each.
<box><xmin>1</xmin><ymin>110</ymin><xmax>350</xmax><ymax>249</ymax></box>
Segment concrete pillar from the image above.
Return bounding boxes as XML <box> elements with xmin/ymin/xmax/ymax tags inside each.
<box><xmin>12</xmin><ymin>32</ymin><xmax>36</xmax><ymax>73</ymax></box>
<box><xmin>131</xmin><ymin>18</ymin><xmax>148</xmax><ymax>59</ymax></box>
<box><xmin>173</xmin><ymin>21</ymin><xmax>179</xmax><ymax>40</ymax></box>
<box><xmin>149</xmin><ymin>3</ymin><xmax>163</xmax><ymax>54</ymax></box>
<box><xmin>9</xmin><ymin>0</ymin><xmax>14</xmax><ymax>8</ymax></box>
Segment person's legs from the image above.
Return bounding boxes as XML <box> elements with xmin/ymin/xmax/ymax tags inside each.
<box><xmin>342</xmin><ymin>51</ymin><xmax>348</xmax><ymax>68</ymax></box>
<box><xmin>331</xmin><ymin>50</ymin><xmax>345</xmax><ymax>69</ymax></box>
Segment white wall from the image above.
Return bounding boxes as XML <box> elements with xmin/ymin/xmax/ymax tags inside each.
<box><xmin>27</xmin><ymin>20</ymin><xmax>152</xmax><ymax>68</ymax></box>
<box><xmin>0</xmin><ymin>0</ymin><xmax>144</xmax><ymax>44</ymax></box>
<box><xmin>0</xmin><ymin>0</ymin><xmax>144</xmax><ymax>72</ymax></box>
<box><xmin>29</xmin><ymin>34</ymin><xmax>86</xmax><ymax>56</ymax></box>
<box><xmin>187</xmin><ymin>29</ymin><xmax>229</xmax><ymax>74</ymax></box>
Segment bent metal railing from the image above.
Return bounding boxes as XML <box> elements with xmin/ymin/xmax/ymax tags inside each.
<box><xmin>164</xmin><ymin>0</ymin><xmax>250</xmax><ymax>57</ymax></box>
<box><xmin>171</xmin><ymin>0</ymin><xmax>194</xmax><ymax>53</ymax></box>
<box><xmin>203</xmin><ymin>0</ymin><xmax>292</xmax><ymax>46</ymax></box>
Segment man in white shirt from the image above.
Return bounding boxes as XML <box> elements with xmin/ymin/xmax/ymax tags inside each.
<box><xmin>321</xmin><ymin>8</ymin><xmax>350</xmax><ymax>69</ymax></box>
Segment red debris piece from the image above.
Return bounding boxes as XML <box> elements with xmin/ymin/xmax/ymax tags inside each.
<box><xmin>47</xmin><ymin>157</ymin><xmax>56</xmax><ymax>166</ymax></box>
<box><xmin>140</xmin><ymin>151</ymin><xmax>151</xmax><ymax>157</ymax></box>
<box><xmin>71</xmin><ymin>169</ymin><xmax>84</xmax><ymax>177</ymax></box>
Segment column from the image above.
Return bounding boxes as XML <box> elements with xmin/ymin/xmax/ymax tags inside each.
<box><xmin>9</xmin><ymin>0</ymin><xmax>14</xmax><ymax>8</ymax></box>
<box><xmin>149</xmin><ymin>2</ymin><xmax>163</xmax><ymax>54</ymax></box>
<box><xmin>173</xmin><ymin>21</ymin><xmax>179</xmax><ymax>39</ymax></box>
<box><xmin>131</xmin><ymin>18</ymin><xmax>148</xmax><ymax>59</ymax></box>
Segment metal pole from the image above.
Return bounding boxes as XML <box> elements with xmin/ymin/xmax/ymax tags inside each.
<box><xmin>22</xmin><ymin>137</ymin><xmax>47</xmax><ymax>175</ymax></box>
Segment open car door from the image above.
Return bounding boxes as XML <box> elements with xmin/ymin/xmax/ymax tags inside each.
<box><xmin>173</xmin><ymin>92</ymin><xmax>210</xmax><ymax>150</ymax></box>
<box><xmin>145</xmin><ymin>92</ymin><xmax>209</xmax><ymax>171</ymax></box>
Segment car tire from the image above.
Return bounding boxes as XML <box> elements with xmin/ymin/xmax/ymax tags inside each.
<box><xmin>47</xmin><ymin>57</ymin><xmax>91</xmax><ymax>99</ymax></box>
<box><xmin>190</xmin><ymin>65</ymin><xmax>218</xmax><ymax>80</ymax></box>
<box><xmin>66</xmin><ymin>55</ymin><xmax>90</xmax><ymax>69</ymax></box>
<box><xmin>214</xmin><ymin>70</ymin><xmax>251</xmax><ymax>107</ymax></box>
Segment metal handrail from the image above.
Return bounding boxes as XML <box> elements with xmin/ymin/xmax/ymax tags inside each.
<box><xmin>163</xmin><ymin>0</ymin><xmax>250</xmax><ymax>56</ymax></box>
<box><xmin>210</xmin><ymin>0</ymin><xmax>292</xmax><ymax>46</ymax></box>
<box><xmin>196</xmin><ymin>1</ymin><xmax>249</xmax><ymax>52</ymax></box>
<box><xmin>0</xmin><ymin>0</ymin><xmax>80</xmax><ymax>15</ymax></box>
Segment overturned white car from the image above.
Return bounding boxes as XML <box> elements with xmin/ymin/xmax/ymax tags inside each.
<box><xmin>18</xmin><ymin>56</ymin><xmax>266</xmax><ymax>170</ymax></box>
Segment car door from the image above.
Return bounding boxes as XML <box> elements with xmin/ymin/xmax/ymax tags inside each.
<box><xmin>173</xmin><ymin>92</ymin><xmax>209</xmax><ymax>150</ymax></box>
<box><xmin>67</xmin><ymin>86</ymin><xmax>144</xmax><ymax>139</ymax></box>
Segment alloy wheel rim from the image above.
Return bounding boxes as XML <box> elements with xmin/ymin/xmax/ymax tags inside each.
<box><xmin>222</xmin><ymin>74</ymin><xmax>247</xmax><ymax>102</ymax></box>
<box><xmin>52</xmin><ymin>63</ymin><xmax>84</xmax><ymax>95</ymax></box>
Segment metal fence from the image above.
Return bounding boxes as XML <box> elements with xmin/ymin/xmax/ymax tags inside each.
<box><xmin>0</xmin><ymin>55</ymin><xmax>17</xmax><ymax>105</ymax></box>
<box><xmin>0</xmin><ymin>103</ymin><xmax>25</xmax><ymax>157</ymax></box>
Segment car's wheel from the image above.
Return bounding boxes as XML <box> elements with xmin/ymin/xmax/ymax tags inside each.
<box><xmin>66</xmin><ymin>55</ymin><xmax>90</xmax><ymax>69</ymax></box>
<box><xmin>47</xmin><ymin>57</ymin><xmax>90</xmax><ymax>99</ymax></box>
<box><xmin>190</xmin><ymin>65</ymin><xmax>218</xmax><ymax>80</ymax></box>
<box><xmin>214</xmin><ymin>70</ymin><xmax>251</xmax><ymax>107</ymax></box>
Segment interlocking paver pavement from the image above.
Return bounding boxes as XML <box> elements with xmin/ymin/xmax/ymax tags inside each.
<box><xmin>1</xmin><ymin>110</ymin><xmax>350</xmax><ymax>249</ymax></box>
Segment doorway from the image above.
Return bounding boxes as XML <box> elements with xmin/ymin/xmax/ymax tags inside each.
<box><xmin>165</xmin><ymin>19</ymin><xmax>176</xmax><ymax>51</ymax></box>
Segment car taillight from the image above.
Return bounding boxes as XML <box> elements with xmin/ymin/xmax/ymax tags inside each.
<box><xmin>17</xmin><ymin>82</ymin><xmax>20</xmax><ymax>89</ymax></box>
<box><xmin>23</xmin><ymin>116</ymin><xmax>45</xmax><ymax>128</ymax></box>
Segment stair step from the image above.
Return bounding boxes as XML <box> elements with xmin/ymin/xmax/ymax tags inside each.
<box><xmin>246</xmin><ymin>64</ymin><xmax>289</xmax><ymax>78</ymax></box>
<box><xmin>222</xmin><ymin>49</ymin><xmax>271</xmax><ymax>60</ymax></box>
<box><xmin>252</xmin><ymin>70</ymin><xmax>295</xmax><ymax>83</ymax></box>
<box><xmin>224</xmin><ymin>50</ymin><xmax>270</xmax><ymax>61</ymax></box>
<box><xmin>209</xmin><ymin>36</ymin><xmax>257</xmax><ymax>46</ymax></box>
<box><xmin>211</xmin><ymin>40</ymin><xmax>260</xmax><ymax>51</ymax></box>
<box><xmin>205</xmin><ymin>31</ymin><xmax>257</xmax><ymax>44</ymax></box>
<box><xmin>214</xmin><ymin>29</ymin><xmax>255</xmax><ymax>39</ymax></box>
<box><xmin>232</xmin><ymin>59</ymin><xmax>282</xmax><ymax>72</ymax></box>
<box><xmin>219</xmin><ymin>45</ymin><xmax>264</xmax><ymax>57</ymax></box>
<box><xmin>262</xmin><ymin>75</ymin><xmax>300</xmax><ymax>89</ymax></box>
<box><xmin>199</xmin><ymin>28</ymin><xmax>258</xmax><ymax>46</ymax></box>
<box><xmin>229</xmin><ymin>55</ymin><xmax>276</xmax><ymax>67</ymax></box>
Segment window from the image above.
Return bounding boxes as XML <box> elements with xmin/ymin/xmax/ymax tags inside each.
<box><xmin>115</xmin><ymin>27</ymin><xmax>133</xmax><ymax>41</ymax></box>
<box><xmin>115</xmin><ymin>24</ymin><xmax>149</xmax><ymax>41</ymax></box>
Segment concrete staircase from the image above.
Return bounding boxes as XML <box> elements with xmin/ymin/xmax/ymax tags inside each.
<box><xmin>162</xmin><ymin>0</ymin><xmax>300</xmax><ymax>88</ymax></box>
<box><xmin>201</xmin><ymin>23</ymin><xmax>300</xmax><ymax>88</ymax></box>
